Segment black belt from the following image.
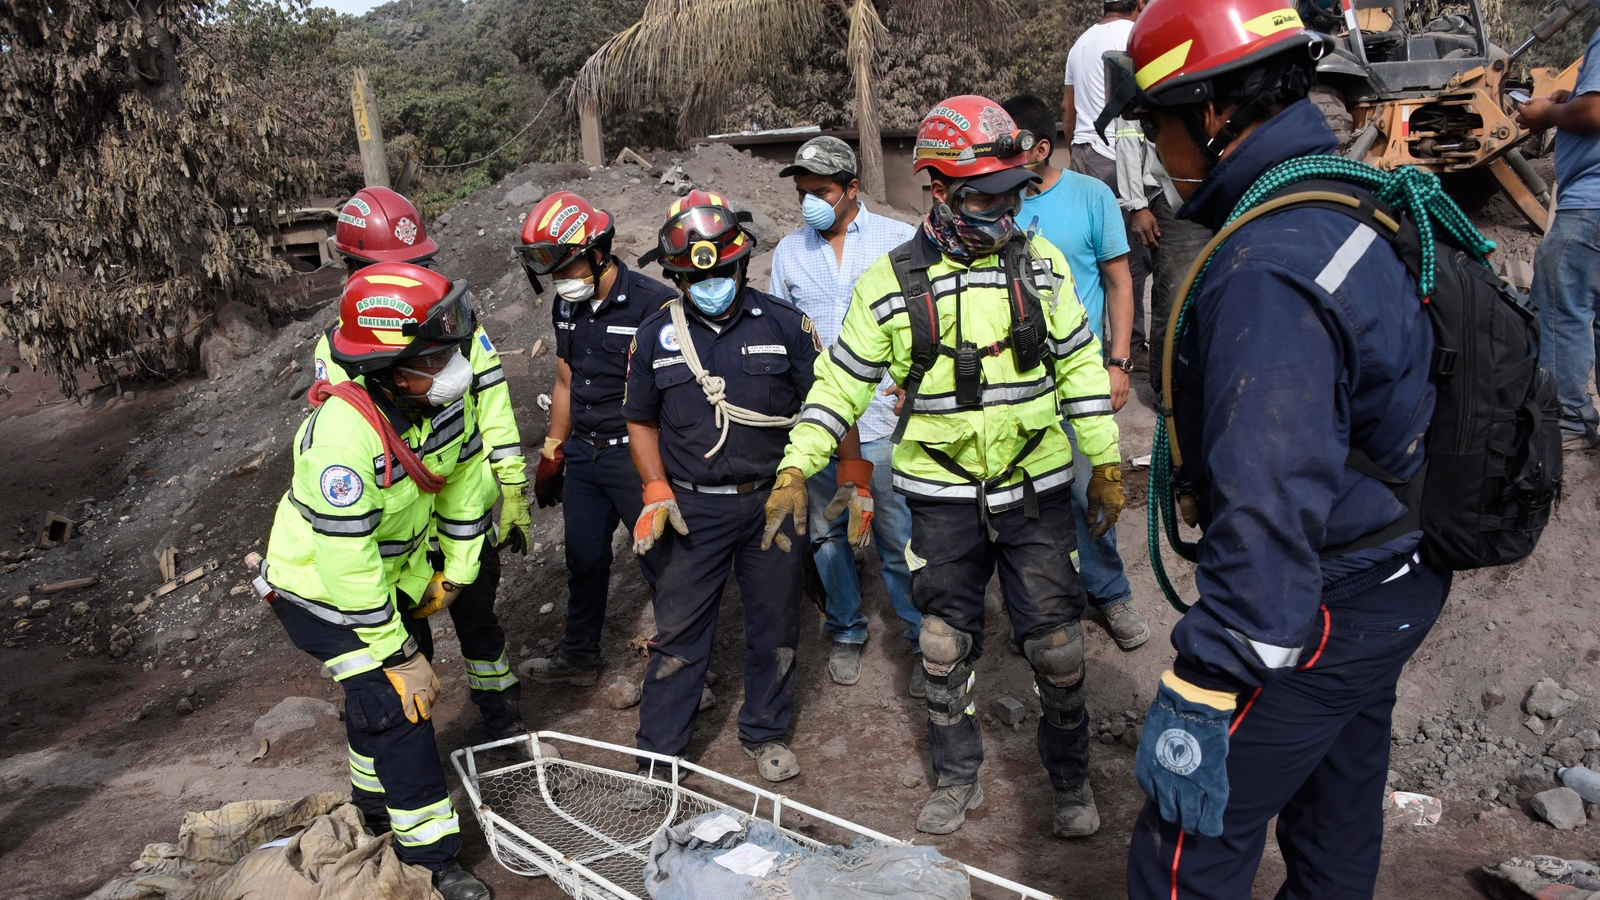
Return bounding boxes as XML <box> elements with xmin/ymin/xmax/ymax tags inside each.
<box><xmin>572</xmin><ymin>434</ymin><xmax>629</xmax><ymax>449</ymax></box>
<box><xmin>670</xmin><ymin>477</ymin><xmax>774</xmax><ymax>495</ymax></box>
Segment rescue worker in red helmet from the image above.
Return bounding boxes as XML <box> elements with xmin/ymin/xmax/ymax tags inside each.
<box><xmin>318</xmin><ymin>187</ymin><xmax>535</xmax><ymax>764</ymax></box>
<box><xmin>515</xmin><ymin>191</ymin><xmax>675</xmax><ymax>687</ymax></box>
<box><xmin>621</xmin><ymin>190</ymin><xmax>822</xmax><ymax>792</ymax></box>
<box><xmin>767</xmin><ymin>96</ymin><xmax>1124</xmax><ymax>837</ymax></box>
<box><xmin>1098</xmin><ymin>1</ymin><xmax>1449</xmax><ymax>895</ymax></box>
<box><xmin>262</xmin><ymin>263</ymin><xmax>496</xmax><ymax>900</ymax></box>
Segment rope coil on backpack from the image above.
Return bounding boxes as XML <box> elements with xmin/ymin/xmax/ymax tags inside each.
<box><xmin>1148</xmin><ymin>158</ymin><xmax>1496</xmax><ymax>613</ymax></box>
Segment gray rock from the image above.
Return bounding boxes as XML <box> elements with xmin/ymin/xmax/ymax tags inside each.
<box><xmin>1526</xmin><ymin>715</ymin><xmax>1547</xmax><ymax>736</ymax></box>
<box><xmin>71</xmin><ymin>601</ymin><xmax>89</xmax><ymax>616</ymax></box>
<box><xmin>1531</xmin><ymin>787</ymin><xmax>1586</xmax><ymax>830</ymax></box>
<box><xmin>1526</xmin><ymin>678</ymin><xmax>1579</xmax><ymax>719</ymax></box>
<box><xmin>699</xmin><ymin>687</ymin><xmax>715</xmax><ymax>712</ymax></box>
<box><xmin>437</xmin><ymin>212</ymin><xmax>453</xmax><ymax>226</ymax></box>
<box><xmin>992</xmin><ymin>696</ymin><xmax>1026</xmax><ymax>726</ymax></box>
<box><xmin>1589</xmin><ymin>801</ymin><xmax>1600</xmax><ymax>821</ymax></box>
<box><xmin>176</xmin><ymin>697</ymin><xmax>195</xmax><ymax>715</ymax></box>
<box><xmin>189</xmin><ymin>523</ymin><xmax>205</xmax><ymax>534</ymax></box>
<box><xmin>605</xmin><ymin>680</ymin><xmax>641</xmax><ymax>710</ymax></box>
<box><xmin>287</xmin><ymin>373</ymin><xmax>313</xmax><ymax>400</ymax></box>
<box><xmin>1121</xmin><ymin>724</ymin><xmax>1142</xmax><ymax>748</ymax></box>
<box><xmin>1578</xmin><ymin>729</ymin><xmax>1600</xmax><ymax>751</ymax></box>
<box><xmin>1551</xmin><ymin>737</ymin><xmax>1586</xmax><ymax>767</ymax></box>
<box><xmin>1482</xmin><ymin>688</ymin><xmax>1506</xmax><ymax>711</ymax></box>
<box><xmin>192</xmin><ymin>423</ymin><xmax>211</xmax><ymax>436</ymax></box>
<box><xmin>30</xmin><ymin>597</ymin><xmax>50</xmax><ymax>612</ymax></box>
<box><xmin>901</xmin><ymin>771</ymin><xmax>923</xmax><ymax>789</ymax></box>
<box><xmin>252</xmin><ymin>696</ymin><xmax>339</xmax><ymax>743</ymax></box>
<box><xmin>180</xmin><ymin>627</ymin><xmax>199</xmax><ymax>641</ymax></box>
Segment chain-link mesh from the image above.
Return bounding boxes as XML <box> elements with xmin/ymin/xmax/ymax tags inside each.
<box><xmin>471</xmin><ymin>758</ymin><xmax>718</xmax><ymax>899</ymax></box>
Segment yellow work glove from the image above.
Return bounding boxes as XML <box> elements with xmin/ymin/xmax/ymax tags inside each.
<box><xmin>821</xmin><ymin>458</ymin><xmax>875</xmax><ymax>549</ymax></box>
<box><xmin>761</xmin><ymin>468</ymin><xmax>809</xmax><ymax>552</ymax></box>
<box><xmin>497</xmin><ymin>481</ymin><xmax>532</xmax><ymax>555</ymax></box>
<box><xmin>383</xmin><ymin>653</ymin><xmax>440</xmax><ymax>723</ymax></box>
<box><xmin>633</xmin><ymin>480</ymin><xmax>688</xmax><ymax>556</ymax></box>
<box><xmin>411</xmin><ymin>572</ymin><xmax>461</xmax><ymax>618</ymax></box>
<box><xmin>1085</xmin><ymin>462</ymin><xmax>1125</xmax><ymax>538</ymax></box>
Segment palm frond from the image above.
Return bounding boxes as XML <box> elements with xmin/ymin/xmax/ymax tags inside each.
<box><xmin>847</xmin><ymin>0</ymin><xmax>887</xmax><ymax>199</ymax></box>
<box><xmin>574</xmin><ymin>0</ymin><xmax>828</xmax><ymax>137</ymax></box>
<box><xmin>891</xmin><ymin>0</ymin><xmax>1019</xmax><ymax>44</ymax></box>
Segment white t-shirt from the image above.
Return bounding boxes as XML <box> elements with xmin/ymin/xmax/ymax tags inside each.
<box><xmin>1064</xmin><ymin>18</ymin><xmax>1136</xmax><ymax>159</ymax></box>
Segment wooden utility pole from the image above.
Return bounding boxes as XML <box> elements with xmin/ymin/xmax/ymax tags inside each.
<box><xmin>350</xmin><ymin>67</ymin><xmax>391</xmax><ymax>188</ymax></box>
<box><xmin>579</xmin><ymin>87</ymin><xmax>605</xmax><ymax>169</ymax></box>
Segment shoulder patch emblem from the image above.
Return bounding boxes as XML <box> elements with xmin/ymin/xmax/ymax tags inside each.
<box><xmin>314</xmin><ymin>357</ymin><xmax>327</xmax><ymax>382</ymax></box>
<box><xmin>558</xmin><ymin>300</ymin><xmax>573</xmax><ymax>319</ymax></box>
<box><xmin>478</xmin><ymin>332</ymin><xmax>495</xmax><ymax>354</ymax></box>
<box><xmin>320</xmin><ymin>465</ymin><xmax>364</xmax><ymax>508</ymax></box>
<box><xmin>801</xmin><ymin>315</ymin><xmax>814</xmax><ymax>334</ymax></box>
<box><xmin>659</xmin><ymin>323</ymin><xmax>681</xmax><ymax>352</ymax></box>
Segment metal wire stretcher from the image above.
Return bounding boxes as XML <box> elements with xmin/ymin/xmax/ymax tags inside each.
<box><xmin>451</xmin><ymin>731</ymin><xmax>1058</xmax><ymax>900</ymax></box>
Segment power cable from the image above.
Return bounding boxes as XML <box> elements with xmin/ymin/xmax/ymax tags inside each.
<box><xmin>416</xmin><ymin>78</ymin><xmax>570</xmax><ymax>169</ymax></box>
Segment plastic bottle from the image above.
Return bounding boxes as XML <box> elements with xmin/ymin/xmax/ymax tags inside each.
<box><xmin>1557</xmin><ymin>766</ymin><xmax>1600</xmax><ymax>804</ymax></box>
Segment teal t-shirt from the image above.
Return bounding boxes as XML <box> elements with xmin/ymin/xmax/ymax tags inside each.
<box><xmin>1556</xmin><ymin>26</ymin><xmax>1600</xmax><ymax>210</ymax></box>
<box><xmin>1019</xmin><ymin>169</ymin><xmax>1129</xmax><ymax>338</ymax></box>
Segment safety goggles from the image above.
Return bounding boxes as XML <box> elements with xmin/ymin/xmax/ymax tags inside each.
<box><xmin>950</xmin><ymin>185</ymin><xmax>1023</xmax><ymax>224</ymax></box>
<box><xmin>516</xmin><ymin>241</ymin><xmax>584</xmax><ymax>276</ymax></box>
<box><xmin>639</xmin><ymin>205</ymin><xmax>753</xmax><ymax>270</ymax></box>
<box><xmin>400</xmin><ymin>279</ymin><xmax>475</xmax><ymax>343</ymax></box>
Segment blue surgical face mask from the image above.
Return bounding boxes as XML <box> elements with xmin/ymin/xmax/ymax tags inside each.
<box><xmin>687</xmin><ymin>277</ymin><xmax>738</xmax><ymax>316</ymax></box>
<box><xmin>802</xmin><ymin>192</ymin><xmax>843</xmax><ymax>231</ymax></box>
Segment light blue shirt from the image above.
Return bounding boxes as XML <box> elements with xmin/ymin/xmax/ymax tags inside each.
<box><xmin>1556</xmin><ymin>26</ymin><xmax>1600</xmax><ymax>210</ymax></box>
<box><xmin>768</xmin><ymin>202</ymin><xmax>916</xmax><ymax>444</ymax></box>
<box><xmin>1019</xmin><ymin>169</ymin><xmax>1129</xmax><ymax>339</ymax></box>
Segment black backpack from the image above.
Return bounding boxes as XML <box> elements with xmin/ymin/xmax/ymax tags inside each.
<box><xmin>1151</xmin><ymin>173</ymin><xmax>1560</xmax><ymax>609</ymax></box>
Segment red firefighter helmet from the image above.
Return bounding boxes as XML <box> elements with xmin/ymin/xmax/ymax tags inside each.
<box><xmin>639</xmin><ymin>190</ymin><xmax>755</xmax><ymax>275</ymax></box>
<box><xmin>1098</xmin><ymin>0</ymin><xmax>1323</xmax><ymax>131</ymax></box>
<box><xmin>334</xmin><ymin>187</ymin><xmax>439</xmax><ymax>266</ymax></box>
<box><xmin>912</xmin><ymin>95</ymin><xmax>1041</xmax><ymax>194</ymax></box>
<box><xmin>517</xmin><ymin>191</ymin><xmax>616</xmax><ymax>287</ymax></box>
<box><xmin>330</xmin><ymin>263</ymin><xmax>474</xmax><ymax>374</ymax></box>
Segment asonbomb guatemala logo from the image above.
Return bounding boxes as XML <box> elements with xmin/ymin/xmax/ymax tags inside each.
<box><xmin>320</xmin><ymin>465</ymin><xmax>364</xmax><ymax>507</ymax></box>
<box><xmin>354</xmin><ymin>296</ymin><xmax>416</xmax><ymax>330</ymax></box>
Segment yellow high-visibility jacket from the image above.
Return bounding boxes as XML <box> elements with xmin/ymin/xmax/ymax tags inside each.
<box><xmin>313</xmin><ymin>324</ymin><xmax>525</xmax><ymax>486</ymax></box>
<box><xmin>264</xmin><ymin>384</ymin><xmax>496</xmax><ymax>680</ymax></box>
<box><xmin>779</xmin><ymin>233</ymin><xmax>1119</xmax><ymax>511</ymax></box>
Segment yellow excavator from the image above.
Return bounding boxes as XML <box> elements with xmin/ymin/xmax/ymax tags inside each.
<box><xmin>1306</xmin><ymin>0</ymin><xmax>1592</xmax><ymax>231</ymax></box>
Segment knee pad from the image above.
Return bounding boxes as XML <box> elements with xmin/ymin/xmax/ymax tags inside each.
<box><xmin>1025</xmin><ymin>624</ymin><xmax>1085</xmax><ymax>730</ymax></box>
<box><xmin>918</xmin><ymin>615</ymin><xmax>972</xmax><ymax>674</ymax></box>
<box><xmin>1023</xmin><ymin>623</ymin><xmax>1083</xmax><ymax>688</ymax></box>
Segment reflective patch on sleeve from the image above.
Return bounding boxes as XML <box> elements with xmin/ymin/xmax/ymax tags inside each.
<box><xmin>320</xmin><ymin>466</ymin><xmax>364</xmax><ymax>507</ymax></box>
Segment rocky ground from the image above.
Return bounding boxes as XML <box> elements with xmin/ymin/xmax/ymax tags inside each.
<box><xmin>1</xmin><ymin>145</ymin><xmax>1598</xmax><ymax>899</ymax></box>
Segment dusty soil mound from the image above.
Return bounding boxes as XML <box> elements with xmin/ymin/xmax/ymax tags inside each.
<box><xmin>3</xmin><ymin>148</ymin><xmax>1597</xmax><ymax>899</ymax></box>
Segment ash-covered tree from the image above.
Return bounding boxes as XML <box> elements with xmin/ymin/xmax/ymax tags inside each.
<box><xmin>0</xmin><ymin>0</ymin><xmax>336</xmax><ymax>393</ymax></box>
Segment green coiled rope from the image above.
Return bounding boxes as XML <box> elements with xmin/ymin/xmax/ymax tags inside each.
<box><xmin>1148</xmin><ymin>157</ymin><xmax>1496</xmax><ymax>614</ymax></box>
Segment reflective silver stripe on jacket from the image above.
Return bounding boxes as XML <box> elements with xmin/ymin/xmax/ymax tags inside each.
<box><xmin>930</xmin><ymin>269</ymin><xmax>1008</xmax><ymax>295</ymax></box>
<box><xmin>290</xmin><ymin>493</ymin><xmax>382</xmax><ymax>537</ymax></box>
<box><xmin>800</xmin><ymin>404</ymin><xmax>851</xmax><ymax>441</ymax></box>
<box><xmin>421</xmin><ymin>400</ymin><xmax>466</xmax><ymax>454</ymax></box>
<box><xmin>1049</xmin><ymin>321</ymin><xmax>1095</xmax><ymax>359</ymax></box>
<box><xmin>489</xmin><ymin>443</ymin><xmax>523</xmax><ymax>461</ymax></box>
<box><xmin>1061</xmin><ymin>395</ymin><xmax>1114</xmax><ymax>419</ymax></box>
<box><xmin>378</xmin><ymin>531</ymin><xmax>424</xmax><ymax>558</ymax></box>
<box><xmin>300</xmin><ymin>406</ymin><xmax>323</xmax><ymax>453</ymax></box>
<box><xmin>473</xmin><ymin>366</ymin><xmax>506</xmax><ymax>392</ymax></box>
<box><xmin>869</xmin><ymin>293</ymin><xmax>907</xmax><ymax>324</ymax></box>
<box><xmin>911</xmin><ymin>376</ymin><xmax>1054</xmax><ymax>414</ymax></box>
<box><xmin>830</xmin><ymin>340</ymin><xmax>886</xmax><ymax>383</ymax></box>
<box><xmin>1227</xmin><ymin>629</ymin><xmax>1304</xmax><ymax>669</ymax></box>
<box><xmin>458</xmin><ymin>428</ymin><xmax>483</xmax><ymax>462</ymax></box>
<box><xmin>436</xmin><ymin>512</ymin><xmax>492</xmax><ymax>539</ymax></box>
<box><xmin>325</xmin><ymin>651</ymin><xmax>380</xmax><ymax>679</ymax></box>
<box><xmin>892</xmin><ymin>463</ymin><xmax>1073</xmax><ymax>511</ymax></box>
<box><xmin>271</xmin><ymin>580</ymin><xmax>394</xmax><ymax>629</ymax></box>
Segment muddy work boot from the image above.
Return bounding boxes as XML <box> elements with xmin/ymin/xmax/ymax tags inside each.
<box><xmin>621</xmin><ymin>766</ymin><xmax>671</xmax><ymax>811</ymax></box>
<box><xmin>743</xmin><ymin>740</ymin><xmax>801</xmax><ymax>783</ymax></box>
<box><xmin>1563</xmin><ymin>426</ymin><xmax>1600</xmax><ymax>452</ymax></box>
<box><xmin>916</xmin><ymin>782</ymin><xmax>984</xmax><ymax>835</ymax></box>
<box><xmin>1102</xmin><ymin>602</ymin><xmax>1151</xmax><ymax>651</ymax></box>
<box><xmin>908</xmin><ymin>652</ymin><xmax>927</xmax><ymax>699</ymax></box>
<box><xmin>523</xmin><ymin>655</ymin><xmax>600</xmax><ymax>686</ymax></box>
<box><xmin>829</xmin><ymin>640</ymin><xmax>864</xmax><ymax>685</ymax></box>
<box><xmin>1052</xmin><ymin>781</ymin><xmax>1101</xmax><ymax>838</ymax></box>
<box><xmin>477</xmin><ymin>720</ymin><xmax>563</xmax><ymax>763</ymax></box>
<box><xmin>433</xmin><ymin>862</ymin><xmax>491</xmax><ymax>900</ymax></box>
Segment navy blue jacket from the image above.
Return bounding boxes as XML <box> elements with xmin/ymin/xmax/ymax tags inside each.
<box><xmin>623</xmin><ymin>287</ymin><xmax>821</xmax><ymax>486</ymax></box>
<box><xmin>554</xmin><ymin>262</ymin><xmax>677</xmax><ymax>442</ymax></box>
<box><xmin>1169</xmin><ymin>99</ymin><xmax>1436</xmax><ymax>693</ymax></box>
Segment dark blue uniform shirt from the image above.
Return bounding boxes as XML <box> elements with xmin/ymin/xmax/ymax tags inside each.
<box><xmin>1168</xmin><ymin>99</ymin><xmax>1436</xmax><ymax>694</ymax></box>
<box><xmin>555</xmin><ymin>262</ymin><xmax>677</xmax><ymax>442</ymax></box>
<box><xmin>624</xmin><ymin>287</ymin><xmax>821</xmax><ymax>486</ymax></box>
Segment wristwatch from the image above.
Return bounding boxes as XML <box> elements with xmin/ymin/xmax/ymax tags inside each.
<box><xmin>1107</xmin><ymin>357</ymin><xmax>1133</xmax><ymax>373</ymax></box>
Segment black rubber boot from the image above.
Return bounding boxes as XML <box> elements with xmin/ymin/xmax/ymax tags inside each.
<box><xmin>433</xmin><ymin>862</ymin><xmax>491</xmax><ymax>900</ymax></box>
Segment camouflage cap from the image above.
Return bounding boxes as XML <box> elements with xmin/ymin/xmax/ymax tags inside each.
<box><xmin>778</xmin><ymin>136</ymin><xmax>859</xmax><ymax>179</ymax></box>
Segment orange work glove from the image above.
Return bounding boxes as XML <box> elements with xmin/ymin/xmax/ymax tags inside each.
<box><xmin>822</xmin><ymin>459</ymin><xmax>875</xmax><ymax>549</ymax></box>
<box><xmin>633</xmin><ymin>480</ymin><xmax>688</xmax><ymax>555</ymax></box>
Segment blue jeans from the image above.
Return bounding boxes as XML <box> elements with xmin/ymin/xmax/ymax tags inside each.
<box><xmin>1067</xmin><ymin>426</ymin><xmax>1133</xmax><ymax>610</ymax></box>
<box><xmin>805</xmin><ymin>437</ymin><xmax>920</xmax><ymax>645</ymax></box>
<box><xmin>1533</xmin><ymin>206</ymin><xmax>1600</xmax><ymax>436</ymax></box>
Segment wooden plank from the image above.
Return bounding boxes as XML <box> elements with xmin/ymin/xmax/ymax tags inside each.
<box><xmin>351</xmin><ymin>68</ymin><xmax>391</xmax><ymax>188</ymax></box>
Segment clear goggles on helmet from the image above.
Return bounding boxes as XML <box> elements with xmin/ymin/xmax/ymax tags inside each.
<box><xmin>400</xmin><ymin>279</ymin><xmax>475</xmax><ymax>343</ymax></box>
<box><xmin>516</xmin><ymin>241</ymin><xmax>584</xmax><ymax>276</ymax></box>
<box><xmin>639</xmin><ymin>204</ymin><xmax>754</xmax><ymax>269</ymax></box>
